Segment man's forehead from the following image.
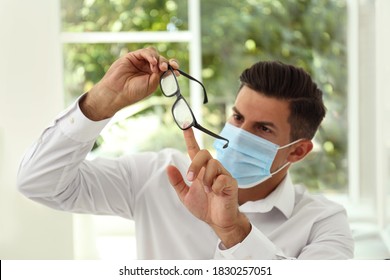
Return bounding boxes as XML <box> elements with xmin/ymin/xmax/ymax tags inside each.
<box><xmin>234</xmin><ymin>89</ymin><xmax>290</xmax><ymax>121</ymax></box>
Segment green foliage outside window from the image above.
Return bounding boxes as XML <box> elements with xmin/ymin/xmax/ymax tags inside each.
<box><xmin>61</xmin><ymin>0</ymin><xmax>347</xmax><ymax>193</ymax></box>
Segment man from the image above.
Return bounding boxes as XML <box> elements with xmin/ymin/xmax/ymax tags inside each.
<box><xmin>17</xmin><ymin>47</ymin><xmax>354</xmax><ymax>259</ymax></box>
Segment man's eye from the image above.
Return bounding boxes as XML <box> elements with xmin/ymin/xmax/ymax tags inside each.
<box><xmin>258</xmin><ymin>125</ymin><xmax>271</xmax><ymax>133</ymax></box>
<box><xmin>233</xmin><ymin>114</ymin><xmax>243</xmax><ymax>122</ymax></box>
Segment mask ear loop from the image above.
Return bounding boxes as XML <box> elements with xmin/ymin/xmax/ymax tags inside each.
<box><xmin>270</xmin><ymin>138</ymin><xmax>305</xmax><ymax>176</ymax></box>
<box><xmin>270</xmin><ymin>161</ymin><xmax>291</xmax><ymax>177</ymax></box>
<box><xmin>278</xmin><ymin>138</ymin><xmax>304</xmax><ymax>150</ymax></box>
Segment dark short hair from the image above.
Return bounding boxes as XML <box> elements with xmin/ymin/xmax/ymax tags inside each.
<box><xmin>239</xmin><ymin>61</ymin><xmax>326</xmax><ymax>140</ymax></box>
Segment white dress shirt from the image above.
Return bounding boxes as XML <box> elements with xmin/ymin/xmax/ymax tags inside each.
<box><xmin>17</xmin><ymin>100</ymin><xmax>354</xmax><ymax>259</ymax></box>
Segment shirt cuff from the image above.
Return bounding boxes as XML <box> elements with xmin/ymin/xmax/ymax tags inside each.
<box><xmin>57</xmin><ymin>96</ymin><xmax>111</xmax><ymax>143</ymax></box>
<box><xmin>214</xmin><ymin>224</ymin><xmax>279</xmax><ymax>259</ymax></box>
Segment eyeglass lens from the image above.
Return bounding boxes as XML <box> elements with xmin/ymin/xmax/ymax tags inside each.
<box><xmin>172</xmin><ymin>99</ymin><xmax>194</xmax><ymax>129</ymax></box>
<box><xmin>160</xmin><ymin>70</ymin><xmax>178</xmax><ymax>96</ymax></box>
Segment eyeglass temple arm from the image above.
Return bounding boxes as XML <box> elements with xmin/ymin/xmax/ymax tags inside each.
<box><xmin>176</xmin><ymin>69</ymin><xmax>208</xmax><ymax>104</ymax></box>
<box><xmin>191</xmin><ymin>123</ymin><xmax>229</xmax><ymax>148</ymax></box>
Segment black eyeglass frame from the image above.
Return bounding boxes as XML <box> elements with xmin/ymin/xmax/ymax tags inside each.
<box><xmin>160</xmin><ymin>65</ymin><xmax>229</xmax><ymax>148</ymax></box>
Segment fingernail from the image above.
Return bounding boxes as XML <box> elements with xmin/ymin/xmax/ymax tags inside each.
<box><xmin>204</xmin><ymin>186</ymin><xmax>211</xmax><ymax>193</ymax></box>
<box><xmin>187</xmin><ymin>171</ymin><xmax>194</xmax><ymax>181</ymax></box>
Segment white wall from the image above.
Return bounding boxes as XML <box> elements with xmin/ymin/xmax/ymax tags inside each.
<box><xmin>0</xmin><ymin>0</ymin><xmax>74</xmax><ymax>259</ymax></box>
<box><xmin>375</xmin><ymin>0</ymin><xmax>390</xmax><ymax>242</ymax></box>
<box><xmin>373</xmin><ymin>0</ymin><xmax>390</xmax><ymax>254</ymax></box>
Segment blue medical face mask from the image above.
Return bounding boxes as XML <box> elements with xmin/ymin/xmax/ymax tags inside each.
<box><xmin>213</xmin><ymin>123</ymin><xmax>301</xmax><ymax>189</ymax></box>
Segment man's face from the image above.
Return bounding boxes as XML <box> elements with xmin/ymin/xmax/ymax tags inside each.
<box><xmin>227</xmin><ymin>85</ymin><xmax>293</xmax><ymax>172</ymax></box>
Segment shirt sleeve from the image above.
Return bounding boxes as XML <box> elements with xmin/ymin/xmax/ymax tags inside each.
<box><xmin>16</xmin><ymin>98</ymin><xmax>137</xmax><ymax>219</ymax></box>
<box><xmin>213</xmin><ymin>224</ymin><xmax>285</xmax><ymax>259</ymax></box>
<box><xmin>214</xmin><ymin>209</ymin><xmax>354</xmax><ymax>260</ymax></box>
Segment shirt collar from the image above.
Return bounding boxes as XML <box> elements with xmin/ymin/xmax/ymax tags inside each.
<box><xmin>238</xmin><ymin>173</ymin><xmax>295</xmax><ymax>218</ymax></box>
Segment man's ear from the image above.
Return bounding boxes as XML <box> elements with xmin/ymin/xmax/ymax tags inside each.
<box><xmin>287</xmin><ymin>140</ymin><xmax>313</xmax><ymax>163</ymax></box>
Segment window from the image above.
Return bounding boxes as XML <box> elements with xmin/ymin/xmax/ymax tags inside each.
<box><xmin>62</xmin><ymin>0</ymin><xmax>348</xmax><ymax>192</ymax></box>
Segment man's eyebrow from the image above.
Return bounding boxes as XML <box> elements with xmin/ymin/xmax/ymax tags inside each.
<box><xmin>232</xmin><ymin>106</ymin><xmax>241</xmax><ymax>115</ymax></box>
<box><xmin>231</xmin><ymin>106</ymin><xmax>278</xmax><ymax>130</ymax></box>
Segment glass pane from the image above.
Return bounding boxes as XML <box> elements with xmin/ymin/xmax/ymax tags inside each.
<box><xmin>61</xmin><ymin>0</ymin><xmax>188</xmax><ymax>32</ymax></box>
<box><xmin>172</xmin><ymin>98</ymin><xmax>194</xmax><ymax>129</ymax></box>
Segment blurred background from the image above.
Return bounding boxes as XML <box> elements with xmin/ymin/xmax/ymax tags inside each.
<box><xmin>0</xmin><ymin>0</ymin><xmax>389</xmax><ymax>259</ymax></box>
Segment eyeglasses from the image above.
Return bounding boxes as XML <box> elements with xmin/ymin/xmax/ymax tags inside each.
<box><xmin>160</xmin><ymin>65</ymin><xmax>229</xmax><ymax>148</ymax></box>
